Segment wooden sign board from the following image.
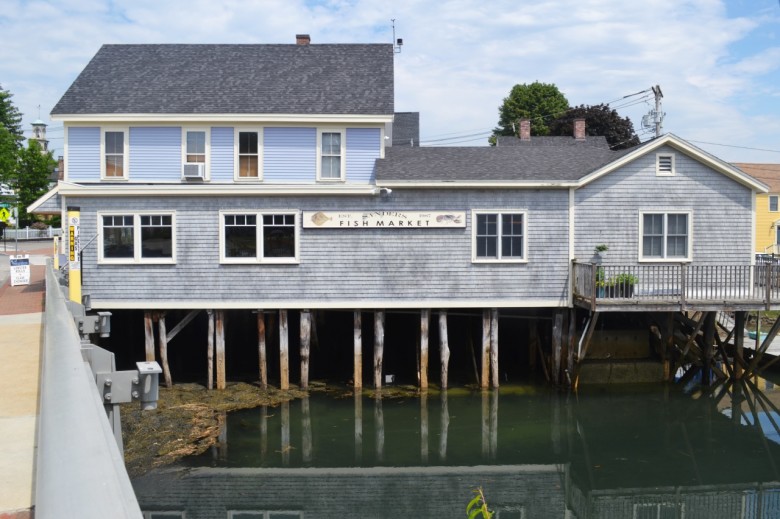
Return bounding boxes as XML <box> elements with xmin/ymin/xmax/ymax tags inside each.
<box><xmin>303</xmin><ymin>211</ymin><xmax>466</xmax><ymax>229</ymax></box>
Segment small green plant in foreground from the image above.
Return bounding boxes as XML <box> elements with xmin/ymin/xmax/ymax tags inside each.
<box><xmin>466</xmin><ymin>487</ymin><xmax>493</xmax><ymax>518</ymax></box>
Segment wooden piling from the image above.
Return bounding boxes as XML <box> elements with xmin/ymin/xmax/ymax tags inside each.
<box><xmin>374</xmin><ymin>396</ymin><xmax>385</xmax><ymax>462</ymax></box>
<box><xmin>439</xmin><ymin>311</ymin><xmax>450</xmax><ymax>390</ymax></box>
<box><xmin>257</xmin><ymin>310</ymin><xmax>267</xmax><ymax>390</ymax></box>
<box><xmin>735</xmin><ymin>311</ymin><xmax>745</xmax><ymax>379</ymax></box>
<box><xmin>144</xmin><ymin>311</ymin><xmax>155</xmax><ymax>362</ymax></box>
<box><xmin>158</xmin><ymin>313</ymin><xmax>172</xmax><ymax>387</ymax></box>
<box><xmin>490</xmin><ymin>308</ymin><xmax>499</xmax><ymax>388</ymax></box>
<box><xmin>354</xmin><ymin>392</ymin><xmax>363</xmax><ymax>462</ymax></box>
<box><xmin>567</xmin><ymin>308</ymin><xmax>577</xmax><ymax>385</ymax></box>
<box><xmin>354</xmin><ymin>311</ymin><xmax>362</xmax><ymax>389</ymax></box>
<box><xmin>302</xmin><ymin>397</ymin><xmax>312</xmax><ymax>463</ymax></box>
<box><xmin>552</xmin><ymin>310</ymin><xmax>563</xmax><ymax>385</ymax></box>
<box><xmin>481</xmin><ymin>310</ymin><xmax>491</xmax><ymax>389</ymax></box>
<box><xmin>280</xmin><ymin>310</ymin><xmax>289</xmax><ymax>390</ymax></box>
<box><xmin>300</xmin><ymin>310</ymin><xmax>311</xmax><ymax>390</ymax></box>
<box><xmin>703</xmin><ymin>312</ymin><xmax>716</xmax><ymax>385</ymax></box>
<box><xmin>215</xmin><ymin>310</ymin><xmax>226</xmax><ymax>390</ymax></box>
<box><xmin>420</xmin><ymin>392</ymin><xmax>429</xmax><ymax>464</ymax></box>
<box><xmin>439</xmin><ymin>392</ymin><xmax>449</xmax><ymax>461</ymax></box>
<box><xmin>420</xmin><ymin>309</ymin><xmax>430</xmax><ymax>390</ymax></box>
<box><xmin>374</xmin><ymin>310</ymin><xmax>385</xmax><ymax>389</ymax></box>
<box><xmin>207</xmin><ymin>310</ymin><xmax>214</xmax><ymax>390</ymax></box>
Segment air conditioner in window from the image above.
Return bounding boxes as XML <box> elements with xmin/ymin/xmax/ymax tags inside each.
<box><xmin>182</xmin><ymin>163</ymin><xmax>205</xmax><ymax>180</ymax></box>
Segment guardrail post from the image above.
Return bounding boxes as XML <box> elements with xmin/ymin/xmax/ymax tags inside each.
<box><xmin>680</xmin><ymin>264</ymin><xmax>687</xmax><ymax>310</ymax></box>
<box><xmin>590</xmin><ymin>263</ymin><xmax>597</xmax><ymax>312</ymax></box>
<box><xmin>767</xmin><ymin>262</ymin><xmax>773</xmax><ymax>310</ymax></box>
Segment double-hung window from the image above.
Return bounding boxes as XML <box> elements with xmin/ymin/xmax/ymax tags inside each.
<box><xmin>317</xmin><ymin>129</ymin><xmax>345</xmax><ymax>181</ymax></box>
<box><xmin>182</xmin><ymin>128</ymin><xmax>208</xmax><ymax>179</ymax></box>
<box><xmin>221</xmin><ymin>211</ymin><xmax>298</xmax><ymax>264</ymax></box>
<box><xmin>770</xmin><ymin>195</ymin><xmax>779</xmax><ymax>212</ymax></box>
<box><xmin>102</xmin><ymin>129</ymin><xmax>128</xmax><ymax>179</ymax></box>
<box><xmin>640</xmin><ymin>212</ymin><xmax>691</xmax><ymax>261</ymax></box>
<box><xmin>472</xmin><ymin>211</ymin><xmax>526</xmax><ymax>262</ymax></box>
<box><xmin>99</xmin><ymin>212</ymin><xmax>175</xmax><ymax>263</ymax></box>
<box><xmin>237</xmin><ymin>130</ymin><xmax>261</xmax><ymax>179</ymax></box>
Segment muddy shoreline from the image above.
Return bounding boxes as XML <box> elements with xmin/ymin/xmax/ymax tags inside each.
<box><xmin>121</xmin><ymin>381</ymin><xmax>425</xmax><ymax>478</ymax></box>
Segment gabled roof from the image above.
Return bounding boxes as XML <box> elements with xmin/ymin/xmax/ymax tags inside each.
<box><xmin>579</xmin><ymin>134</ymin><xmax>769</xmax><ymax>192</ymax></box>
<box><xmin>376</xmin><ymin>134</ymin><xmax>768</xmax><ymax>192</ymax></box>
<box><xmin>52</xmin><ymin>44</ymin><xmax>394</xmax><ymax>116</ymax></box>
<box><xmin>733</xmin><ymin>163</ymin><xmax>780</xmax><ymax>192</ymax></box>
<box><xmin>375</xmin><ymin>145</ymin><xmax>626</xmax><ymax>185</ymax></box>
<box><xmin>495</xmin><ymin>135</ymin><xmax>610</xmax><ymax>148</ymax></box>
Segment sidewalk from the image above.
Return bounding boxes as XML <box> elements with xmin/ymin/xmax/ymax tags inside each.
<box><xmin>0</xmin><ymin>242</ymin><xmax>50</xmax><ymax>519</ymax></box>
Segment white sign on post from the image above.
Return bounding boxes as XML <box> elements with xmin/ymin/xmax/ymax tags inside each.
<box><xmin>303</xmin><ymin>211</ymin><xmax>466</xmax><ymax>229</ymax></box>
<box><xmin>10</xmin><ymin>255</ymin><xmax>30</xmax><ymax>286</ymax></box>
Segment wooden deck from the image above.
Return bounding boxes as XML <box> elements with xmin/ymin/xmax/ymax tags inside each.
<box><xmin>572</xmin><ymin>261</ymin><xmax>780</xmax><ymax>312</ymax></box>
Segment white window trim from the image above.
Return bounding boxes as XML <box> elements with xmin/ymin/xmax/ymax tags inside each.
<box><xmin>316</xmin><ymin>128</ymin><xmax>346</xmax><ymax>182</ymax></box>
<box><xmin>471</xmin><ymin>209</ymin><xmax>528</xmax><ymax>264</ymax></box>
<box><xmin>656</xmin><ymin>152</ymin><xmax>675</xmax><ymax>176</ymax></box>
<box><xmin>100</xmin><ymin>127</ymin><xmax>129</xmax><ymax>181</ymax></box>
<box><xmin>638</xmin><ymin>210</ymin><xmax>692</xmax><ymax>262</ymax></box>
<box><xmin>97</xmin><ymin>211</ymin><xmax>177</xmax><ymax>265</ymax></box>
<box><xmin>182</xmin><ymin>127</ymin><xmax>210</xmax><ymax>181</ymax></box>
<box><xmin>770</xmin><ymin>195</ymin><xmax>779</xmax><ymax>212</ymax></box>
<box><xmin>234</xmin><ymin>128</ymin><xmax>264</xmax><ymax>182</ymax></box>
<box><xmin>219</xmin><ymin>210</ymin><xmax>300</xmax><ymax>264</ymax></box>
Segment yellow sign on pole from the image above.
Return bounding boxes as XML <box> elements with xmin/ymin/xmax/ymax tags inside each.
<box><xmin>0</xmin><ymin>208</ymin><xmax>9</xmax><ymax>222</ymax></box>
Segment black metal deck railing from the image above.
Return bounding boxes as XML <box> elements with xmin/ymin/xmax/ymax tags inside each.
<box><xmin>572</xmin><ymin>262</ymin><xmax>780</xmax><ymax>311</ymax></box>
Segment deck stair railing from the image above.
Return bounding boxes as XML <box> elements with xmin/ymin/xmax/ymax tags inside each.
<box><xmin>573</xmin><ymin>262</ymin><xmax>780</xmax><ymax>309</ymax></box>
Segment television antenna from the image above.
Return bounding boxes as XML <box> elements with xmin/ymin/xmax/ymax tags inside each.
<box><xmin>391</xmin><ymin>19</ymin><xmax>403</xmax><ymax>53</ymax></box>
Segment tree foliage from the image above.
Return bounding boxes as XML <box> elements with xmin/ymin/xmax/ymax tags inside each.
<box><xmin>14</xmin><ymin>140</ymin><xmax>55</xmax><ymax>225</ymax></box>
<box><xmin>493</xmin><ymin>81</ymin><xmax>569</xmax><ymax>140</ymax></box>
<box><xmin>0</xmin><ymin>85</ymin><xmax>24</xmax><ymax>186</ymax></box>
<box><xmin>549</xmin><ymin>103</ymin><xmax>640</xmax><ymax>150</ymax></box>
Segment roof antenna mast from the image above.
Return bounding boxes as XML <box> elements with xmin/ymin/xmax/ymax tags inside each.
<box><xmin>391</xmin><ymin>19</ymin><xmax>403</xmax><ymax>53</ymax></box>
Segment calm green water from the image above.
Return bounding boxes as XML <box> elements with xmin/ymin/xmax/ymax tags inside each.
<box><xmin>132</xmin><ymin>381</ymin><xmax>780</xmax><ymax>518</ymax></box>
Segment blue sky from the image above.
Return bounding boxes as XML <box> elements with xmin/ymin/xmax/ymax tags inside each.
<box><xmin>1</xmin><ymin>0</ymin><xmax>779</xmax><ymax>163</ymax></box>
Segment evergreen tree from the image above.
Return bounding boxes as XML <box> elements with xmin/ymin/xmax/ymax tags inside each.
<box><xmin>0</xmin><ymin>85</ymin><xmax>24</xmax><ymax>187</ymax></box>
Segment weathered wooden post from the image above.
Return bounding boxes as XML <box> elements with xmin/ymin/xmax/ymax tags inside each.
<box><xmin>552</xmin><ymin>310</ymin><xmax>564</xmax><ymax>385</ymax></box>
<box><xmin>735</xmin><ymin>311</ymin><xmax>745</xmax><ymax>379</ymax></box>
<box><xmin>279</xmin><ymin>310</ymin><xmax>289</xmax><ymax>390</ymax></box>
<box><xmin>481</xmin><ymin>390</ymin><xmax>490</xmax><ymax>458</ymax></box>
<box><xmin>439</xmin><ymin>310</ymin><xmax>450</xmax><ymax>389</ymax></box>
<box><xmin>703</xmin><ymin>311</ymin><xmax>716</xmax><ymax>385</ymax></box>
<box><xmin>420</xmin><ymin>309</ymin><xmax>430</xmax><ymax>390</ymax></box>
<box><xmin>374</xmin><ymin>310</ymin><xmax>385</xmax><ymax>389</ymax></box>
<box><xmin>158</xmin><ymin>312</ymin><xmax>172</xmax><ymax>387</ymax></box>
<box><xmin>207</xmin><ymin>310</ymin><xmax>214</xmax><ymax>390</ymax></box>
<box><xmin>374</xmin><ymin>396</ymin><xmax>385</xmax><ymax>462</ymax></box>
<box><xmin>567</xmin><ymin>308</ymin><xmax>577</xmax><ymax>386</ymax></box>
<box><xmin>300</xmin><ymin>310</ymin><xmax>311</xmax><ymax>390</ymax></box>
<box><xmin>260</xmin><ymin>405</ymin><xmax>268</xmax><ymax>462</ymax></box>
<box><xmin>481</xmin><ymin>310</ymin><xmax>491</xmax><ymax>389</ymax></box>
<box><xmin>144</xmin><ymin>311</ymin><xmax>155</xmax><ymax>362</ymax></box>
<box><xmin>490</xmin><ymin>387</ymin><xmax>498</xmax><ymax>459</ymax></box>
<box><xmin>490</xmin><ymin>308</ymin><xmax>499</xmax><ymax>388</ymax></box>
<box><xmin>354</xmin><ymin>311</ymin><xmax>362</xmax><ymax>389</ymax></box>
<box><xmin>216</xmin><ymin>310</ymin><xmax>226</xmax><ymax>390</ymax></box>
<box><xmin>257</xmin><ymin>310</ymin><xmax>267</xmax><ymax>390</ymax></box>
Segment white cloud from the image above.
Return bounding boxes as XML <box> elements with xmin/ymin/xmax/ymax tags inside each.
<box><xmin>1</xmin><ymin>0</ymin><xmax>779</xmax><ymax>161</ymax></box>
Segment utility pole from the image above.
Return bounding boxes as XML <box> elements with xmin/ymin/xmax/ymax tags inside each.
<box><xmin>651</xmin><ymin>85</ymin><xmax>664</xmax><ymax>138</ymax></box>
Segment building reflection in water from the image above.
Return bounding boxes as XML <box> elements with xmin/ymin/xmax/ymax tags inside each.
<box><xmin>134</xmin><ymin>379</ymin><xmax>780</xmax><ymax>519</ymax></box>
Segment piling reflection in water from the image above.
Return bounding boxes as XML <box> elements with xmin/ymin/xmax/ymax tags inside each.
<box><xmin>134</xmin><ymin>380</ymin><xmax>780</xmax><ymax>518</ymax></box>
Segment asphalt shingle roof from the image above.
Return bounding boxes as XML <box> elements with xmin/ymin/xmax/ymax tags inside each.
<box><xmin>495</xmin><ymin>135</ymin><xmax>610</xmax><ymax>148</ymax></box>
<box><xmin>734</xmin><ymin>163</ymin><xmax>780</xmax><ymax>192</ymax></box>
<box><xmin>52</xmin><ymin>44</ymin><xmax>394</xmax><ymax>115</ymax></box>
<box><xmin>375</xmin><ymin>145</ymin><xmax>628</xmax><ymax>183</ymax></box>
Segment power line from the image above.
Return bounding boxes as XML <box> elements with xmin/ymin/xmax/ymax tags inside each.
<box><xmin>688</xmin><ymin>140</ymin><xmax>780</xmax><ymax>155</ymax></box>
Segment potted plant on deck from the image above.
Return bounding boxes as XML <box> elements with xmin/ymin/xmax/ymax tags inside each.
<box><xmin>613</xmin><ymin>272</ymin><xmax>639</xmax><ymax>298</ymax></box>
<box><xmin>593</xmin><ymin>244</ymin><xmax>608</xmax><ymax>264</ymax></box>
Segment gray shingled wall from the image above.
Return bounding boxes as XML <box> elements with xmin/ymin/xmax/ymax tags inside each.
<box><xmin>70</xmin><ymin>189</ymin><xmax>570</xmax><ymax>307</ymax></box>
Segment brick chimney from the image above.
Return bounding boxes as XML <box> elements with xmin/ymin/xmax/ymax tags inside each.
<box><xmin>296</xmin><ymin>34</ymin><xmax>311</xmax><ymax>45</ymax></box>
<box><xmin>573</xmin><ymin>118</ymin><xmax>586</xmax><ymax>140</ymax></box>
<box><xmin>58</xmin><ymin>156</ymin><xmax>64</xmax><ymax>180</ymax></box>
<box><xmin>518</xmin><ymin>118</ymin><xmax>531</xmax><ymax>141</ymax></box>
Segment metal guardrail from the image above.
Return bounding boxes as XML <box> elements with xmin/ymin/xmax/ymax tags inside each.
<box><xmin>36</xmin><ymin>260</ymin><xmax>142</xmax><ymax>518</ymax></box>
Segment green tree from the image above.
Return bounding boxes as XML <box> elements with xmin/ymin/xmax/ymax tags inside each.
<box><xmin>492</xmin><ymin>81</ymin><xmax>569</xmax><ymax>141</ymax></box>
<box><xmin>549</xmin><ymin>103</ymin><xmax>640</xmax><ymax>150</ymax></box>
<box><xmin>14</xmin><ymin>140</ymin><xmax>55</xmax><ymax>225</ymax></box>
<box><xmin>0</xmin><ymin>85</ymin><xmax>24</xmax><ymax>186</ymax></box>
